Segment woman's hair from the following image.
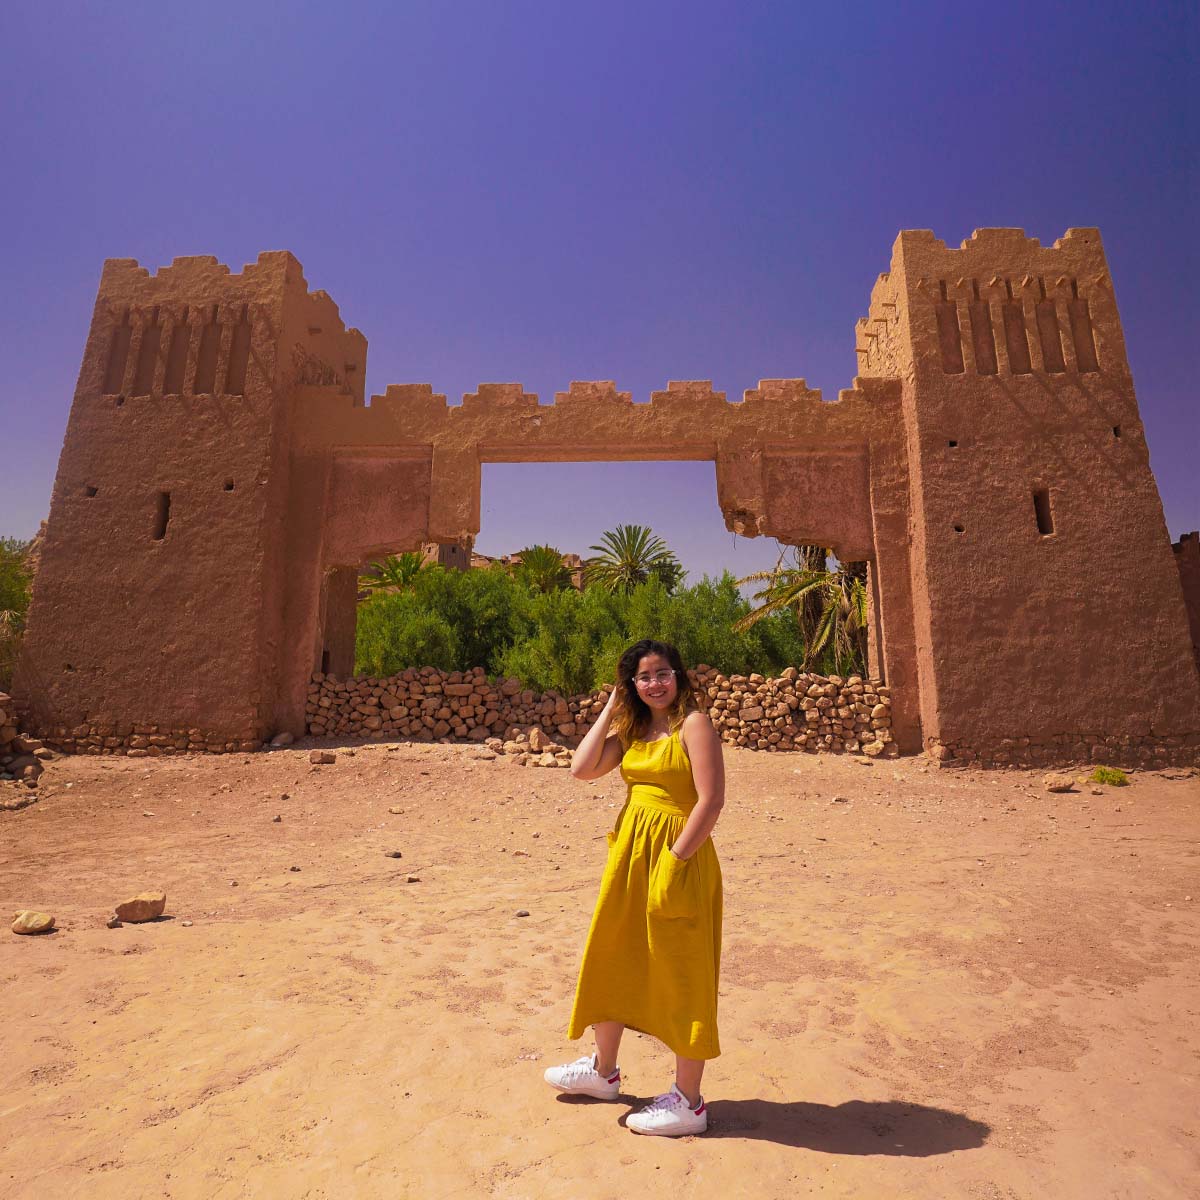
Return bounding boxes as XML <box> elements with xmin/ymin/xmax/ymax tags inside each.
<box><xmin>610</xmin><ymin>639</ymin><xmax>698</xmax><ymax>746</ymax></box>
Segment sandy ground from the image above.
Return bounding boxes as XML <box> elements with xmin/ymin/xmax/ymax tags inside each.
<box><xmin>1</xmin><ymin>742</ymin><xmax>1198</xmax><ymax>1200</ymax></box>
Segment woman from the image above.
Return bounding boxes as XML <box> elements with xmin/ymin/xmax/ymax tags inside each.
<box><xmin>543</xmin><ymin>639</ymin><xmax>725</xmax><ymax>1136</ymax></box>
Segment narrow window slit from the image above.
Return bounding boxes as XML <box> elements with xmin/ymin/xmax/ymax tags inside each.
<box><xmin>948</xmin><ymin>440</ymin><xmax>958</xmax><ymax>447</ymax></box>
<box><xmin>104</xmin><ymin>308</ymin><xmax>133</xmax><ymax>394</ymax></box>
<box><xmin>321</xmin><ymin>649</ymin><xmax>331</xmax><ymax>674</ymax></box>
<box><xmin>1112</xmin><ymin>425</ymin><xmax>1121</xmax><ymax>438</ymax></box>
<box><xmin>152</xmin><ymin>491</ymin><xmax>171</xmax><ymax>541</ymax></box>
<box><xmin>223</xmin><ymin>479</ymin><xmax>235</xmax><ymax>491</ymax></box>
<box><xmin>1068</xmin><ymin>278</ymin><xmax>1099</xmax><ymax>372</ymax></box>
<box><xmin>1033</xmin><ymin>489</ymin><xmax>1054</xmax><ymax>536</ymax></box>
<box><xmin>935</xmin><ymin>280</ymin><xmax>965</xmax><ymax>373</ymax></box>
<box><xmin>163</xmin><ymin>306</ymin><xmax>190</xmax><ymax>394</ymax></box>
<box><xmin>194</xmin><ymin>305</ymin><xmax>220</xmax><ymax>394</ymax></box>
<box><xmin>134</xmin><ymin>305</ymin><xmax>162</xmax><ymax>395</ymax></box>
<box><xmin>1002</xmin><ymin>279</ymin><xmax>1032</xmax><ymax>374</ymax></box>
<box><xmin>953</xmin><ymin>524</ymin><xmax>965</xmax><ymax>534</ymax></box>
<box><xmin>84</xmin><ymin>485</ymin><xmax>98</xmax><ymax>497</ymax></box>
<box><xmin>225</xmin><ymin>304</ymin><xmax>251</xmax><ymax>395</ymax></box>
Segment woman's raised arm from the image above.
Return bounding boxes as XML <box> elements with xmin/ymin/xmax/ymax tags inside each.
<box><xmin>570</xmin><ymin>687</ymin><xmax>625</xmax><ymax>780</ymax></box>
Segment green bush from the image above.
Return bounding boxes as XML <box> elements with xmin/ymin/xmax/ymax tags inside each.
<box><xmin>0</xmin><ymin>537</ymin><xmax>32</xmax><ymax>690</ymax></box>
<box><xmin>355</xmin><ymin>595</ymin><xmax>461</xmax><ymax>675</ymax></box>
<box><xmin>1090</xmin><ymin>765</ymin><xmax>1129</xmax><ymax>787</ymax></box>
<box><xmin>354</xmin><ymin>564</ymin><xmax>820</xmax><ymax>693</ymax></box>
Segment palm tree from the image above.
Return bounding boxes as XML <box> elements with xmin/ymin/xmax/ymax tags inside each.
<box><xmin>584</xmin><ymin>524</ymin><xmax>684</xmax><ymax>594</ymax></box>
<box><xmin>734</xmin><ymin>546</ymin><xmax>869</xmax><ymax>674</ymax></box>
<box><xmin>359</xmin><ymin>551</ymin><xmax>426</xmax><ymax>595</ymax></box>
<box><xmin>513</xmin><ymin>545</ymin><xmax>571</xmax><ymax>593</ymax></box>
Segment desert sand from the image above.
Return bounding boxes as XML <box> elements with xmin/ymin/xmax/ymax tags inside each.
<box><xmin>2</xmin><ymin>743</ymin><xmax>1197</xmax><ymax>1199</ymax></box>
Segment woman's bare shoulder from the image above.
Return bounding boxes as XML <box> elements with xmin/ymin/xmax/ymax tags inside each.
<box><xmin>680</xmin><ymin>709</ymin><xmax>717</xmax><ymax>742</ymax></box>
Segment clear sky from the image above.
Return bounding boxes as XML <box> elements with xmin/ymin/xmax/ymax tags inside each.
<box><xmin>1</xmin><ymin>2</ymin><xmax>1196</xmax><ymax>581</ymax></box>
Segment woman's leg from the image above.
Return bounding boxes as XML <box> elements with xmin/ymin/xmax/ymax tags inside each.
<box><xmin>594</xmin><ymin>1022</ymin><xmax>625</xmax><ymax>1074</ymax></box>
<box><xmin>675</xmin><ymin>1055</ymin><xmax>705</xmax><ymax>1106</ymax></box>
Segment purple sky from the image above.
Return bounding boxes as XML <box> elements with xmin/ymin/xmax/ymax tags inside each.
<box><xmin>2</xmin><ymin>3</ymin><xmax>1196</xmax><ymax>581</ymax></box>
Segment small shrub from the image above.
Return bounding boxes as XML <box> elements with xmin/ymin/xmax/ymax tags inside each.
<box><xmin>1091</xmin><ymin>766</ymin><xmax>1129</xmax><ymax>787</ymax></box>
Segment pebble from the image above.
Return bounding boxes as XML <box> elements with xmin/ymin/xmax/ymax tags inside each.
<box><xmin>142</xmin><ymin>811</ymin><xmax>155</xmax><ymax>817</ymax></box>
<box><xmin>105</xmin><ymin>915</ymin><xmax>121</xmax><ymax>929</ymax></box>
<box><xmin>289</xmin><ymin>865</ymin><xmax>301</xmax><ymax>872</ymax></box>
<box><xmin>384</xmin><ymin>850</ymin><xmax>403</xmax><ymax>859</ymax></box>
<box><xmin>309</xmin><ymin>750</ymin><xmax>336</xmax><ymax>765</ymax></box>
<box><xmin>406</xmin><ymin>874</ymin><xmax>420</xmax><ymax>883</ymax></box>
<box><xmin>180</xmin><ymin>920</ymin><xmax>193</xmax><ymax>927</ymax></box>
<box><xmin>831</xmin><ymin>796</ymin><xmax>850</xmax><ymax>804</ymax></box>
<box><xmin>515</xmin><ymin>910</ymin><xmax>530</xmax><ymax>918</ymax></box>
<box><xmin>388</xmin><ymin>806</ymin><xmax>404</xmax><ymax>815</ymax></box>
<box><xmin>12</xmin><ymin>910</ymin><xmax>55</xmax><ymax>935</ymax></box>
<box><xmin>272</xmin><ymin>815</ymin><xmax>282</xmax><ymax>822</ymax></box>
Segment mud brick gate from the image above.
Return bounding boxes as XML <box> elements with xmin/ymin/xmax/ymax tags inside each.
<box><xmin>15</xmin><ymin>229</ymin><xmax>1200</xmax><ymax>765</ymax></box>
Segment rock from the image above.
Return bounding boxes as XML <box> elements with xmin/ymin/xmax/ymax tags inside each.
<box><xmin>181</xmin><ymin>920</ymin><xmax>193</xmax><ymax>927</ymax></box>
<box><xmin>471</xmin><ymin>749</ymin><xmax>497</xmax><ymax>761</ymax></box>
<box><xmin>309</xmin><ymin>750</ymin><xmax>336</xmax><ymax>765</ymax></box>
<box><xmin>406</xmin><ymin>874</ymin><xmax>420</xmax><ymax>883</ymax></box>
<box><xmin>105</xmin><ymin>915</ymin><xmax>122</xmax><ymax>929</ymax></box>
<box><xmin>12</xmin><ymin>910</ymin><xmax>55</xmax><ymax>935</ymax></box>
<box><xmin>289</xmin><ymin>865</ymin><xmax>301</xmax><ymax>872</ymax></box>
<box><xmin>831</xmin><ymin>795</ymin><xmax>850</xmax><ymax>804</ymax></box>
<box><xmin>515</xmin><ymin>910</ymin><xmax>530</xmax><ymax>918</ymax></box>
<box><xmin>536</xmin><ymin>752</ymin><xmax>557</xmax><ymax>768</ymax></box>
<box><xmin>8</xmin><ymin>754</ymin><xmax>42</xmax><ymax>781</ymax></box>
<box><xmin>529</xmin><ymin>729</ymin><xmax>547</xmax><ymax>752</ymax></box>
<box><xmin>388</xmin><ymin>806</ymin><xmax>404</xmax><ymax>815</ymax></box>
<box><xmin>32</xmin><ymin>747</ymin><xmax>55</xmax><ymax>760</ymax></box>
<box><xmin>1042</xmin><ymin>773</ymin><xmax>1076</xmax><ymax>794</ymax></box>
<box><xmin>272</xmin><ymin>814</ymin><xmax>282</xmax><ymax>822</ymax></box>
<box><xmin>114</xmin><ymin>891</ymin><xmax>167</xmax><ymax>923</ymax></box>
<box><xmin>739</xmin><ymin>706</ymin><xmax>765</xmax><ymax>722</ymax></box>
<box><xmin>384</xmin><ymin>850</ymin><xmax>403</xmax><ymax>859</ymax></box>
<box><xmin>270</xmin><ymin>732</ymin><xmax>294</xmax><ymax>747</ymax></box>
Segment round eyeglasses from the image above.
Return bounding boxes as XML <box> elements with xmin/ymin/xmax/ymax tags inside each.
<box><xmin>633</xmin><ymin>670</ymin><xmax>677</xmax><ymax>688</ymax></box>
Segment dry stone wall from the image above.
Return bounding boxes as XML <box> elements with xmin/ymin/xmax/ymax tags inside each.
<box><xmin>0</xmin><ymin>690</ymin><xmax>52</xmax><ymax>804</ymax></box>
<box><xmin>304</xmin><ymin>665</ymin><xmax>898</xmax><ymax>758</ymax></box>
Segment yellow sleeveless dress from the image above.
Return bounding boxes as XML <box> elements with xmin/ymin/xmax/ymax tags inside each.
<box><xmin>566</xmin><ymin>730</ymin><xmax>723</xmax><ymax>1059</ymax></box>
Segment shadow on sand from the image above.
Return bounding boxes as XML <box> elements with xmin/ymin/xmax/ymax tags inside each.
<box><xmin>705</xmin><ymin>1098</ymin><xmax>989</xmax><ymax>1155</ymax></box>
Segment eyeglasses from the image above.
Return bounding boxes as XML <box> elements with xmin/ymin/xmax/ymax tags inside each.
<box><xmin>633</xmin><ymin>670</ymin><xmax>677</xmax><ymax>688</ymax></box>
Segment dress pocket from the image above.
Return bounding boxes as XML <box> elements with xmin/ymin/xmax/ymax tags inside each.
<box><xmin>647</xmin><ymin>849</ymin><xmax>695</xmax><ymax>920</ymax></box>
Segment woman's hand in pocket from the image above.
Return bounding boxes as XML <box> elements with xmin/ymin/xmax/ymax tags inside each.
<box><xmin>647</xmin><ymin>848</ymin><xmax>694</xmax><ymax>920</ymax></box>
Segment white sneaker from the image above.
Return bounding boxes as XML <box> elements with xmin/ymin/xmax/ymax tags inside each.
<box><xmin>626</xmin><ymin>1083</ymin><xmax>708</xmax><ymax>1136</ymax></box>
<box><xmin>543</xmin><ymin>1053</ymin><xmax>621</xmax><ymax>1100</ymax></box>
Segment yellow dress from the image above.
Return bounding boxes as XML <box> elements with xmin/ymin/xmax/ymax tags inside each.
<box><xmin>566</xmin><ymin>730</ymin><xmax>723</xmax><ymax>1059</ymax></box>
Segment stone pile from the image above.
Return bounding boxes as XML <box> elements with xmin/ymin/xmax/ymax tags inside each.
<box><xmin>695</xmin><ymin>666</ymin><xmax>895</xmax><ymax>756</ymax></box>
<box><xmin>0</xmin><ymin>690</ymin><xmax>53</xmax><ymax>800</ymax></box>
<box><xmin>306</xmin><ymin>665</ymin><xmax>895</xmax><ymax>757</ymax></box>
<box><xmin>37</xmin><ymin>723</ymin><xmax>261</xmax><ymax>757</ymax></box>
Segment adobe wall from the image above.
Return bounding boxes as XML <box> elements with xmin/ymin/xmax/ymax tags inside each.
<box><xmin>14</xmin><ymin>229</ymin><xmax>1200</xmax><ymax>766</ymax></box>
<box><xmin>1174</xmin><ymin>532</ymin><xmax>1200</xmax><ymax>677</ymax></box>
